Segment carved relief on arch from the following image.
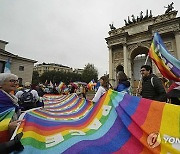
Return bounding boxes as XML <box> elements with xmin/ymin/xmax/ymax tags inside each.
<box><xmin>164</xmin><ymin>41</ymin><xmax>173</xmax><ymax>51</ymax></box>
<box><xmin>128</xmin><ymin>42</ymin><xmax>151</xmax><ymax>59</ymax></box>
<box><xmin>128</xmin><ymin>44</ymin><xmax>138</xmax><ymax>60</ymax></box>
<box><xmin>142</xmin><ymin>41</ymin><xmax>151</xmax><ymax>49</ymax></box>
<box><xmin>127</xmin><ymin>44</ymin><xmax>138</xmax><ymax>52</ymax></box>
<box><xmin>114</xmin><ymin>62</ymin><xmax>124</xmax><ymax>73</ymax></box>
<box><xmin>113</xmin><ymin>51</ymin><xmax>123</xmax><ymax>60</ymax></box>
<box><xmin>114</xmin><ymin>60</ymin><xmax>124</xmax><ymax>68</ymax></box>
<box><xmin>152</xmin><ymin>23</ymin><xmax>180</xmax><ymax>34</ymax></box>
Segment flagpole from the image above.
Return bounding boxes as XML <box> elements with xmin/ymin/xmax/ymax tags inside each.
<box><xmin>136</xmin><ymin>55</ymin><xmax>149</xmax><ymax>96</ymax></box>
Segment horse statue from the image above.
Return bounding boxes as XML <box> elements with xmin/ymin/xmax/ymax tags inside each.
<box><xmin>164</xmin><ymin>2</ymin><xmax>174</xmax><ymax>14</ymax></box>
<box><xmin>131</xmin><ymin>14</ymin><xmax>136</xmax><ymax>23</ymax></box>
<box><xmin>143</xmin><ymin>9</ymin><xmax>148</xmax><ymax>19</ymax></box>
<box><xmin>124</xmin><ymin>19</ymin><xmax>128</xmax><ymax>26</ymax></box>
<box><xmin>139</xmin><ymin>11</ymin><xmax>143</xmax><ymax>21</ymax></box>
<box><xmin>128</xmin><ymin>16</ymin><xmax>132</xmax><ymax>24</ymax></box>
<box><xmin>109</xmin><ymin>23</ymin><xmax>116</xmax><ymax>30</ymax></box>
<box><xmin>149</xmin><ymin>10</ymin><xmax>152</xmax><ymax>18</ymax></box>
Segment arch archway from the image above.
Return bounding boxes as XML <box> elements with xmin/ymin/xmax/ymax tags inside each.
<box><xmin>116</xmin><ymin>65</ymin><xmax>124</xmax><ymax>73</ymax></box>
<box><xmin>130</xmin><ymin>46</ymin><xmax>151</xmax><ymax>93</ymax></box>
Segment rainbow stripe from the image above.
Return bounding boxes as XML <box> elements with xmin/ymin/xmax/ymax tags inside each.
<box><xmin>149</xmin><ymin>32</ymin><xmax>180</xmax><ymax>81</ymax></box>
<box><xmin>0</xmin><ymin>107</ymin><xmax>15</xmax><ymax>143</ymax></box>
<box><xmin>16</xmin><ymin>90</ymin><xmax>180</xmax><ymax>153</ymax></box>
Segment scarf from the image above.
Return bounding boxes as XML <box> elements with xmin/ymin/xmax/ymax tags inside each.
<box><xmin>0</xmin><ymin>90</ymin><xmax>19</xmax><ymax>113</ymax></box>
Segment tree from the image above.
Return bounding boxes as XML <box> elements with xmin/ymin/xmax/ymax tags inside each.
<box><xmin>32</xmin><ymin>71</ymin><xmax>40</xmax><ymax>85</ymax></box>
<box><xmin>82</xmin><ymin>63</ymin><xmax>98</xmax><ymax>83</ymax></box>
<box><xmin>39</xmin><ymin>71</ymin><xmax>58</xmax><ymax>84</ymax></box>
<box><xmin>38</xmin><ymin>70</ymin><xmax>83</xmax><ymax>85</ymax></box>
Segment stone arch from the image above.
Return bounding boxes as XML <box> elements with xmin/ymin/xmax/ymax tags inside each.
<box><xmin>128</xmin><ymin>43</ymin><xmax>150</xmax><ymax>59</ymax></box>
<box><xmin>106</xmin><ymin>11</ymin><xmax>180</xmax><ymax>95</ymax></box>
<box><xmin>116</xmin><ymin>65</ymin><xmax>124</xmax><ymax>73</ymax></box>
<box><xmin>130</xmin><ymin>46</ymin><xmax>151</xmax><ymax>92</ymax></box>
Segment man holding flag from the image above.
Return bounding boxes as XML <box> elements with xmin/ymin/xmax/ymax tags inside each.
<box><xmin>138</xmin><ymin>32</ymin><xmax>180</xmax><ymax>103</ymax></box>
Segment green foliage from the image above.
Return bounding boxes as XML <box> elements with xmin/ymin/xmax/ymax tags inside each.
<box><xmin>82</xmin><ymin>63</ymin><xmax>98</xmax><ymax>83</ymax></box>
<box><xmin>39</xmin><ymin>71</ymin><xmax>82</xmax><ymax>85</ymax></box>
<box><xmin>32</xmin><ymin>63</ymin><xmax>98</xmax><ymax>85</ymax></box>
<box><xmin>32</xmin><ymin>71</ymin><xmax>40</xmax><ymax>85</ymax></box>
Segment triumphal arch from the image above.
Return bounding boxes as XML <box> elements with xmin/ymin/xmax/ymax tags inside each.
<box><xmin>105</xmin><ymin>7</ymin><xmax>180</xmax><ymax>94</ymax></box>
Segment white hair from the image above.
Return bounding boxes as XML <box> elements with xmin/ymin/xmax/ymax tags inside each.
<box><xmin>0</xmin><ymin>73</ymin><xmax>18</xmax><ymax>86</ymax></box>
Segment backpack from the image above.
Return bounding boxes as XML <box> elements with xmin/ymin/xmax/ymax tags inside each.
<box><xmin>19</xmin><ymin>89</ymin><xmax>34</xmax><ymax>103</ymax></box>
<box><xmin>19</xmin><ymin>89</ymin><xmax>36</xmax><ymax>110</ymax></box>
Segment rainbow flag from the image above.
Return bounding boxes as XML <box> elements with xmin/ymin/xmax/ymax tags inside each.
<box><xmin>56</xmin><ymin>82</ymin><xmax>66</xmax><ymax>93</ymax></box>
<box><xmin>87</xmin><ymin>79</ymin><xmax>96</xmax><ymax>91</ymax></box>
<box><xmin>149</xmin><ymin>32</ymin><xmax>180</xmax><ymax>81</ymax></box>
<box><xmin>0</xmin><ymin>107</ymin><xmax>15</xmax><ymax>143</ymax></box>
<box><xmin>58</xmin><ymin>82</ymin><xmax>65</xmax><ymax>90</ymax></box>
<box><xmin>15</xmin><ymin>90</ymin><xmax>180</xmax><ymax>153</ymax></box>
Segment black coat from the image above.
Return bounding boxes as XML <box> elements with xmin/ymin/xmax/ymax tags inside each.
<box><xmin>141</xmin><ymin>74</ymin><xmax>167</xmax><ymax>102</ymax></box>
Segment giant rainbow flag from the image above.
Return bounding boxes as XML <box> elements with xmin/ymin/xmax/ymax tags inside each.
<box><xmin>148</xmin><ymin>32</ymin><xmax>180</xmax><ymax>81</ymax></box>
<box><xmin>11</xmin><ymin>90</ymin><xmax>180</xmax><ymax>153</ymax></box>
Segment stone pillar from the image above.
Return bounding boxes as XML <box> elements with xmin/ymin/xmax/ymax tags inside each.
<box><xmin>175</xmin><ymin>31</ymin><xmax>180</xmax><ymax>59</ymax></box>
<box><xmin>108</xmin><ymin>46</ymin><xmax>115</xmax><ymax>86</ymax></box>
<box><xmin>123</xmin><ymin>43</ymin><xmax>128</xmax><ymax>76</ymax></box>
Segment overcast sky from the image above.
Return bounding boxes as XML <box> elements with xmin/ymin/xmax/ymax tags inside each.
<box><xmin>0</xmin><ymin>0</ymin><xmax>180</xmax><ymax>77</ymax></box>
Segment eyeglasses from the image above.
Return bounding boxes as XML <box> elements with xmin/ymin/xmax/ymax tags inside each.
<box><xmin>9</xmin><ymin>79</ymin><xmax>19</xmax><ymax>83</ymax></box>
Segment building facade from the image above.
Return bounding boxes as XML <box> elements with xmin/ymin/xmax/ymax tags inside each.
<box><xmin>34</xmin><ymin>63</ymin><xmax>73</xmax><ymax>76</ymax></box>
<box><xmin>0</xmin><ymin>40</ymin><xmax>37</xmax><ymax>85</ymax></box>
<box><xmin>73</xmin><ymin>68</ymin><xmax>83</xmax><ymax>74</ymax></box>
<box><xmin>105</xmin><ymin>10</ymin><xmax>180</xmax><ymax>94</ymax></box>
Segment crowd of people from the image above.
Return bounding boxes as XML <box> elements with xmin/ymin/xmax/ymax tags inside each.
<box><xmin>93</xmin><ymin>65</ymin><xmax>179</xmax><ymax>105</ymax></box>
<box><xmin>0</xmin><ymin>64</ymin><xmax>179</xmax><ymax>153</ymax></box>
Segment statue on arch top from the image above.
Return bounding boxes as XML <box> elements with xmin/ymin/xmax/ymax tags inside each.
<box><xmin>109</xmin><ymin>23</ymin><xmax>116</xmax><ymax>30</ymax></box>
<box><xmin>164</xmin><ymin>2</ymin><xmax>174</xmax><ymax>14</ymax></box>
<box><xmin>124</xmin><ymin>19</ymin><xmax>128</xmax><ymax>26</ymax></box>
<box><xmin>139</xmin><ymin>11</ymin><xmax>143</xmax><ymax>21</ymax></box>
<box><xmin>131</xmin><ymin>14</ymin><xmax>136</xmax><ymax>23</ymax></box>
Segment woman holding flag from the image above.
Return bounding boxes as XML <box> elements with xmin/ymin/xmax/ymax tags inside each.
<box><xmin>0</xmin><ymin>73</ymin><xmax>24</xmax><ymax>153</ymax></box>
<box><xmin>92</xmin><ymin>76</ymin><xmax>110</xmax><ymax>103</ymax></box>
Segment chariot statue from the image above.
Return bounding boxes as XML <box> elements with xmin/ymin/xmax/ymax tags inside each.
<box><xmin>109</xmin><ymin>23</ymin><xmax>116</xmax><ymax>30</ymax></box>
<box><xmin>164</xmin><ymin>2</ymin><xmax>174</xmax><ymax>14</ymax></box>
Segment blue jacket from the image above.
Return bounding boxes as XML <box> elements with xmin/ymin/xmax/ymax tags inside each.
<box><xmin>115</xmin><ymin>81</ymin><xmax>130</xmax><ymax>92</ymax></box>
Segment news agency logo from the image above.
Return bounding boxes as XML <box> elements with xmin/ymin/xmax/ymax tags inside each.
<box><xmin>147</xmin><ymin>132</ymin><xmax>161</xmax><ymax>148</ymax></box>
<box><xmin>147</xmin><ymin>132</ymin><xmax>180</xmax><ymax>148</ymax></box>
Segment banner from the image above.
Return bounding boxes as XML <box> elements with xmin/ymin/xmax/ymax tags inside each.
<box><xmin>11</xmin><ymin>90</ymin><xmax>180</xmax><ymax>153</ymax></box>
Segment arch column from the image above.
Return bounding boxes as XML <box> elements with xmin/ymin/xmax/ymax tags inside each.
<box><xmin>123</xmin><ymin>43</ymin><xmax>128</xmax><ymax>76</ymax></box>
<box><xmin>108</xmin><ymin>47</ymin><xmax>115</xmax><ymax>86</ymax></box>
<box><xmin>175</xmin><ymin>31</ymin><xmax>180</xmax><ymax>59</ymax></box>
<box><xmin>108</xmin><ymin>46</ymin><xmax>115</xmax><ymax>86</ymax></box>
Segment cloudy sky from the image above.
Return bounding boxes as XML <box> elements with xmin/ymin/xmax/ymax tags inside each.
<box><xmin>0</xmin><ymin>0</ymin><xmax>180</xmax><ymax>77</ymax></box>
